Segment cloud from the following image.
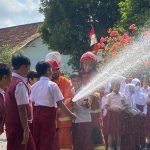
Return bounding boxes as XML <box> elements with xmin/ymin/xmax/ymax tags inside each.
<box><xmin>0</xmin><ymin>0</ymin><xmax>44</xmax><ymax>28</ymax></box>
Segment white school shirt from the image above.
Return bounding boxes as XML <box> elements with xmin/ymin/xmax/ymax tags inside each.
<box><xmin>12</xmin><ymin>72</ymin><xmax>29</xmax><ymax>105</ymax></box>
<box><xmin>73</xmin><ymin>87</ymin><xmax>91</xmax><ymax>123</ymax></box>
<box><xmin>31</xmin><ymin>77</ymin><xmax>64</xmax><ymax>108</ymax></box>
<box><xmin>106</xmin><ymin>91</ymin><xmax>125</xmax><ymax>109</ymax></box>
<box><xmin>133</xmin><ymin>89</ymin><xmax>147</xmax><ymax>114</ymax></box>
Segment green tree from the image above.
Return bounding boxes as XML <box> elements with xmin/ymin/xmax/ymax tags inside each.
<box><xmin>0</xmin><ymin>45</ymin><xmax>12</xmax><ymax>64</ymax></box>
<box><xmin>40</xmin><ymin>0</ymin><xmax>121</xmax><ymax>68</ymax></box>
<box><xmin>0</xmin><ymin>44</ymin><xmax>23</xmax><ymax>64</ymax></box>
<box><xmin>118</xmin><ymin>0</ymin><xmax>150</xmax><ymax>30</ymax></box>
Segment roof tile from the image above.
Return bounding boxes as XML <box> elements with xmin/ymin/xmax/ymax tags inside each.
<box><xmin>0</xmin><ymin>22</ymin><xmax>43</xmax><ymax>49</ymax></box>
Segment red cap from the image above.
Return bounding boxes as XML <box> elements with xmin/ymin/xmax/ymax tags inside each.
<box><xmin>80</xmin><ymin>51</ymin><xmax>97</xmax><ymax>62</ymax></box>
<box><xmin>47</xmin><ymin>59</ymin><xmax>60</xmax><ymax>71</ymax></box>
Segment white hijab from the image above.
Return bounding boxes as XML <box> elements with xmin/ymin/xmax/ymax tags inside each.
<box><xmin>124</xmin><ymin>83</ymin><xmax>135</xmax><ymax>106</ymax></box>
<box><xmin>131</xmin><ymin>78</ymin><xmax>146</xmax><ymax>105</ymax></box>
<box><xmin>131</xmin><ymin>78</ymin><xmax>140</xmax><ymax>86</ymax></box>
<box><xmin>110</xmin><ymin>75</ymin><xmax>126</xmax><ymax>94</ymax></box>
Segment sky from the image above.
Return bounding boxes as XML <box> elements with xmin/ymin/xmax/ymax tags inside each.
<box><xmin>0</xmin><ymin>0</ymin><xmax>44</xmax><ymax>28</ymax></box>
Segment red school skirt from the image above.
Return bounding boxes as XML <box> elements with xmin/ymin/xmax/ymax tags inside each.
<box><xmin>33</xmin><ymin>106</ymin><xmax>56</xmax><ymax>150</ymax></box>
<box><xmin>105</xmin><ymin>110</ymin><xmax>122</xmax><ymax>135</ymax></box>
<box><xmin>6</xmin><ymin>123</ymin><xmax>36</xmax><ymax>150</ymax></box>
<box><xmin>72</xmin><ymin>122</ymin><xmax>93</xmax><ymax>150</ymax></box>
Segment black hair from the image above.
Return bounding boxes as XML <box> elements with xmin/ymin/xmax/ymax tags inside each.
<box><xmin>70</xmin><ymin>70</ymin><xmax>81</xmax><ymax>79</ymax></box>
<box><xmin>27</xmin><ymin>71</ymin><xmax>40</xmax><ymax>82</ymax></box>
<box><xmin>36</xmin><ymin>61</ymin><xmax>51</xmax><ymax>76</ymax></box>
<box><xmin>11</xmin><ymin>53</ymin><xmax>31</xmax><ymax>70</ymax></box>
<box><xmin>0</xmin><ymin>63</ymin><xmax>12</xmax><ymax>80</ymax></box>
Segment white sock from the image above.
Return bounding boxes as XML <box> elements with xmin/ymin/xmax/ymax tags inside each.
<box><xmin>108</xmin><ymin>147</ymin><xmax>113</xmax><ymax>150</ymax></box>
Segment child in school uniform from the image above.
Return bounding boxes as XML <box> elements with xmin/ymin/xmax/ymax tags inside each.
<box><xmin>121</xmin><ymin>83</ymin><xmax>139</xmax><ymax>150</ymax></box>
<box><xmin>105</xmin><ymin>80</ymin><xmax>128</xmax><ymax>150</ymax></box>
<box><xmin>5</xmin><ymin>54</ymin><xmax>36</xmax><ymax>150</ymax></box>
<box><xmin>131</xmin><ymin>78</ymin><xmax>147</xmax><ymax>149</ymax></box>
<box><xmin>0</xmin><ymin>63</ymin><xmax>11</xmax><ymax>135</ymax></box>
<box><xmin>71</xmin><ymin>71</ymin><xmax>93</xmax><ymax>150</ymax></box>
<box><xmin>31</xmin><ymin>61</ymin><xmax>76</xmax><ymax>150</ymax></box>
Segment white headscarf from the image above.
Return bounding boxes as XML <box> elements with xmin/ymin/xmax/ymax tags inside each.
<box><xmin>131</xmin><ymin>78</ymin><xmax>146</xmax><ymax>105</ymax></box>
<box><xmin>124</xmin><ymin>84</ymin><xmax>135</xmax><ymax>107</ymax></box>
<box><xmin>125</xmin><ymin>84</ymin><xmax>135</xmax><ymax>97</ymax></box>
<box><xmin>110</xmin><ymin>75</ymin><xmax>126</xmax><ymax>94</ymax></box>
<box><xmin>131</xmin><ymin>78</ymin><xmax>140</xmax><ymax>86</ymax></box>
<box><xmin>124</xmin><ymin>83</ymin><xmax>141</xmax><ymax>115</ymax></box>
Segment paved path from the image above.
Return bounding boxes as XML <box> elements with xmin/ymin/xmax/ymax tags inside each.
<box><xmin>0</xmin><ymin>133</ymin><xmax>7</xmax><ymax>150</ymax></box>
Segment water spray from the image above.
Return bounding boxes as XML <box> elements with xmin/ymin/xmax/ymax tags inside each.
<box><xmin>73</xmin><ymin>31</ymin><xmax>150</xmax><ymax>102</ymax></box>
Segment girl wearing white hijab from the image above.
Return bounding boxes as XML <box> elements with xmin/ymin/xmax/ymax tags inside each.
<box><xmin>124</xmin><ymin>84</ymin><xmax>140</xmax><ymax>115</ymax></box>
<box><xmin>131</xmin><ymin>78</ymin><xmax>147</xmax><ymax>149</ymax></box>
<box><xmin>131</xmin><ymin>78</ymin><xmax>147</xmax><ymax>115</ymax></box>
<box><xmin>121</xmin><ymin>83</ymin><xmax>139</xmax><ymax>150</ymax></box>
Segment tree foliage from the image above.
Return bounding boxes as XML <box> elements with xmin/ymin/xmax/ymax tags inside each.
<box><xmin>40</xmin><ymin>0</ymin><xmax>121</xmax><ymax>68</ymax></box>
<box><xmin>0</xmin><ymin>45</ymin><xmax>12</xmax><ymax>64</ymax></box>
<box><xmin>0</xmin><ymin>44</ymin><xmax>23</xmax><ymax>64</ymax></box>
<box><xmin>118</xmin><ymin>0</ymin><xmax>150</xmax><ymax>30</ymax></box>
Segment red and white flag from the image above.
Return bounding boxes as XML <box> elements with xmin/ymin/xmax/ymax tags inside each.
<box><xmin>89</xmin><ymin>25</ymin><xmax>98</xmax><ymax>46</ymax></box>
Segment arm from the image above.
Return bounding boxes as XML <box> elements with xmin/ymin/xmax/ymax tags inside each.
<box><xmin>18</xmin><ymin>105</ymin><xmax>30</xmax><ymax>144</ymax></box>
<box><xmin>53</xmin><ymin>83</ymin><xmax>76</xmax><ymax>119</ymax></box>
<box><xmin>15</xmin><ymin>82</ymin><xmax>30</xmax><ymax>144</ymax></box>
<box><xmin>57</xmin><ymin>100</ymin><xmax>76</xmax><ymax>119</ymax></box>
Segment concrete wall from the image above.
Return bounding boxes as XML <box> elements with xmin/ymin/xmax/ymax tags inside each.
<box><xmin>22</xmin><ymin>37</ymin><xmax>73</xmax><ymax>74</ymax></box>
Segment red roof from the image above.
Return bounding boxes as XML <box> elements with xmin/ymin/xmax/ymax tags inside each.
<box><xmin>0</xmin><ymin>22</ymin><xmax>43</xmax><ymax>49</ymax></box>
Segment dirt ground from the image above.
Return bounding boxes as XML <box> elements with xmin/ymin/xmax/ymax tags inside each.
<box><xmin>0</xmin><ymin>133</ymin><xmax>7</xmax><ymax>150</ymax></box>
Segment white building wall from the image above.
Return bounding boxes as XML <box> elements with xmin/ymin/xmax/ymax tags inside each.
<box><xmin>22</xmin><ymin>37</ymin><xmax>73</xmax><ymax>74</ymax></box>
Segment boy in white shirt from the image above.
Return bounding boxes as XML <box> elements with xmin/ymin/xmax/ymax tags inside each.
<box><xmin>31</xmin><ymin>61</ymin><xmax>76</xmax><ymax>150</ymax></box>
<box><xmin>70</xmin><ymin>71</ymin><xmax>93</xmax><ymax>150</ymax></box>
<box><xmin>5</xmin><ymin>54</ymin><xmax>35</xmax><ymax>150</ymax></box>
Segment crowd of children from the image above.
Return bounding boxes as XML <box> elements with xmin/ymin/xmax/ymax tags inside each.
<box><xmin>0</xmin><ymin>52</ymin><xmax>150</xmax><ymax>150</ymax></box>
